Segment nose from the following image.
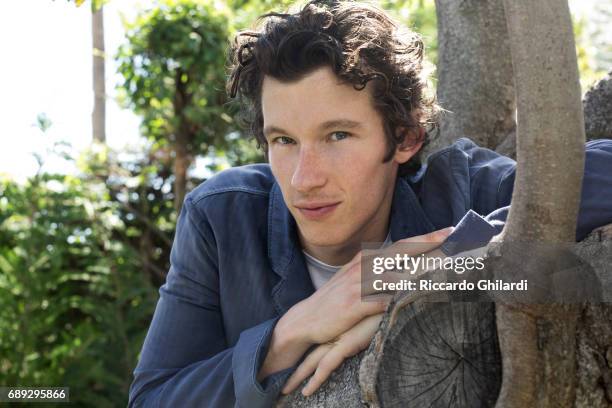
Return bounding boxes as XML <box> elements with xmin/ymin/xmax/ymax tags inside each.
<box><xmin>291</xmin><ymin>146</ymin><xmax>327</xmax><ymax>193</ymax></box>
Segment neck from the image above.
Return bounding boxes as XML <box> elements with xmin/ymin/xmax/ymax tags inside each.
<box><xmin>301</xmin><ymin>239</ymin><xmax>363</xmax><ymax>266</ymax></box>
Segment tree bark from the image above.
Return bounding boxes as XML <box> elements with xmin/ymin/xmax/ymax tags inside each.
<box><xmin>573</xmin><ymin>225</ymin><xmax>612</xmax><ymax>407</ymax></box>
<box><xmin>432</xmin><ymin>4</ymin><xmax>612</xmax><ymax>158</ymax></box>
<box><xmin>92</xmin><ymin>5</ymin><xmax>106</xmax><ymax>143</ymax></box>
<box><xmin>429</xmin><ymin>0</ymin><xmax>515</xmax><ymax>156</ymax></box>
<box><xmin>583</xmin><ymin>71</ymin><xmax>612</xmax><ymax>141</ymax></box>
<box><xmin>500</xmin><ymin>0</ymin><xmax>585</xmax><ymax>243</ymax></box>
<box><xmin>492</xmin><ymin>0</ymin><xmax>585</xmax><ymax>407</ymax></box>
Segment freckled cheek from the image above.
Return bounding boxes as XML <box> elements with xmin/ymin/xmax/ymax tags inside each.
<box><xmin>269</xmin><ymin>150</ymin><xmax>297</xmax><ymax>187</ymax></box>
<box><xmin>334</xmin><ymin>159</ymin><xmax>372</xmax><ymax>200</ymax></box>
<box><xmin>343</xmin><ymin>156</ymin><xmax>389</xmax><ymax>202</ymax></box>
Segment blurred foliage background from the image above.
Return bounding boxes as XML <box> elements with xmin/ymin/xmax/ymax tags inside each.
<box><xmin>0</xmin><ymin>0</ymin><xmax>610</xmax><ymax>406</ymax></box>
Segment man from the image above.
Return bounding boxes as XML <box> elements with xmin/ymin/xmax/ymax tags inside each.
<box><xmin>128</xmin><ymin>1</ymin><xmax>612</xmax><ymax>407</ymax></box>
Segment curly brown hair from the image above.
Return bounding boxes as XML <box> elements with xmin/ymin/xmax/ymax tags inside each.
<box><xmin>227</xmin><ymin>0</ymin><xmax>439</xmax><ymax>176</ymax></box>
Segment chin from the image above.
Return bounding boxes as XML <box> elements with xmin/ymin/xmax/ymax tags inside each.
<box><xmin>299</xmin><ymin>226</ymin><xmax>349</xmax><ymax>247</ymax></box>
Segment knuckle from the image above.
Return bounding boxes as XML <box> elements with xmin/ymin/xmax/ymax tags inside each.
<box><xmin>374</xmin><ymin>298</ymin><xmax>389</xmax><ymax>312</ymax></box>
<box><xmin>423</xmin><ymin>232</ymin><xmax>437</xmax><ymax>242</ymax></box>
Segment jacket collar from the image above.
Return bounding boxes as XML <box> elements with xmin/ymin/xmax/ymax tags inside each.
<box><xmin>268</xmin><ymin>182</ymin><xmax>299</xmax><ymax>279</ymax></box>
<box><xmin>388</xmin><ymin>176</ymin><xmax>436</xmax><ymax>241</ymax></box>
<box><xmin>266</xmin><ymin>177</ymin><xmax>435</xmax><ymax>313</ymax></box>
<box><xmin>267</xmin><ymin>183</ymin><xmax>314</xmax><ymax>313</ymax></box>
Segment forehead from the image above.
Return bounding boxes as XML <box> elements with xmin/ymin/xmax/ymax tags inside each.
<box><xmin>261</xmin><ymin>66</ymin><xmax>381</xmax><ymax>133</ymax></box>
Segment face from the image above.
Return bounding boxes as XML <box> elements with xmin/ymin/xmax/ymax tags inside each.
<box><xmin>261</xmin><ymin>66</ymin><xmax>421</xmax><ymax>264</ymax></box>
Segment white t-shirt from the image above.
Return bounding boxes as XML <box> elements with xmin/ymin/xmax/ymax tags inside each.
<box><xmin>303</xmin><ymin>232</ymin><xmax>393</xmax><ymax>290</ymax></box>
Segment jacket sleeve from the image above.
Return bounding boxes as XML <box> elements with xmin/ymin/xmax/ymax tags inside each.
<box><xmin>463</xmin><ymin>139</ymin><xmax>612</xmax><ymax>243</ymax></box>
<box><xmin>128</xmin><ymin>194</ymin><xmax>294</xmax><ymax>408</ymax></box>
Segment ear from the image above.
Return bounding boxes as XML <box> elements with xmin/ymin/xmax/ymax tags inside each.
<box><xmin>393</xmin><ymin>127</ymin><xmax>425</xmax><ymax>165</ymax></box>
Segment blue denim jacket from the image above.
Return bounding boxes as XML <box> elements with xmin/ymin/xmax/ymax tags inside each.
<box><xmin>128</xmin><ymin>138</ymin><xmax>612</xmax><ymax>407</ymax></box>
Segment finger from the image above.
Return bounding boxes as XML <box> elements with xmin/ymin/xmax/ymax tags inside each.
<box><xmin>362</xmin><ymin>262</ymin><xmax>428</xmax><ymax>284</ymax></box>
<box><xmin>324</xmin><ymin>253</ymin><xmax>362</xmax><ymax>286</ymax></box>
<box><xmin>355</xmin><ymin>313</ymin><xmax>383</xmax><ymax>340</ymax></box>
<box><xmin>282</xmin><ymin>344</ymin><xmax>331</xmax><ymax>395</ymax></box>
<box><xmin>362</xmin><ymin>271</ymin><xmax>411</xmax><ymax>296</ymax></box>
<box><xmin>339</xmin><ymin>314</ymin><xmax>383</xmax><ymax>352</ymax></box>
<box><xmin>361</xmin><ymin>229</ymin><xmax>453</xmax><ymax>286</ymax></box>
<box><xmin>362</xmin><ymin>250</ymin><xmax>453</xmax><ymax>297</ymax></box>
<box><xmin>394</xmin><ymin>226</ymin><xmax>455</xmax><ymax>254</ymax></box>
<box><xmin>359</xmin><ymin>293</ymin><xmax>393</xmax><ymax>314</ymax></box>
<box><xmin>302</xmin><ymin>348</ymin><xmax>348</xmax><ymax>396</ymax></box>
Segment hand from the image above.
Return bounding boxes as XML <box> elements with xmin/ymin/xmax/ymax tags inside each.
<box><xmin>281</xmin><ymin>313</ymin><xmax>383</xmax><ymax>396</ymax></box>
<box><xmin>284</xmin><ymin>227</ymin><xmax>453</xmax><ymax>346</ymax></box>
<box><xmin>258</xmin><ymin>227</ymin><xmax>452</xmax><ymax>381</ymax></box>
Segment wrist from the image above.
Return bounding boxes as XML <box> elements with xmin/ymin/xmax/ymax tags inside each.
<box><xmin>275</xmin><ymin>305</ymin><xmax>314</xmax><ymax>349</ymax></box>
<box><xmin>268</xmin><ymin>313</ymin><xmax>312</xmax><ymax>369</ymax></box>
<box><xmin>257</xmin><ymin>311</ymin><xmax>313</xmax><ymax>382</ymax></box>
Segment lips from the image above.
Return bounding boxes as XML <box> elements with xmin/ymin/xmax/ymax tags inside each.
<box><xmin>294</xmin><ymin>202</ymin><xmax>341</xmax><ymax>220</ymax></box>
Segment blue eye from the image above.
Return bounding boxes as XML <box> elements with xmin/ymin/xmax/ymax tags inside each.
<box><xmin>273</xmin><ymin>136</ymin><xmax>295</xmax><ymax>145</ymax></box>
<box><xmin>330</xmin><ymin>131</ymin><xmax>350</xmax><ymax>141</ymax></box>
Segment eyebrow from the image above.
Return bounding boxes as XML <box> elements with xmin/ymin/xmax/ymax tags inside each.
<box><xmin>262</xmin><ymin>125</ymin><xmax>290</xmax><ymax>139</ymax></box>
<box><xmin>263</xmin><ymin>119</ymin><xmax>363</xmax><ymax>138</ymax></box>
<box><xmin>319</xmin><ymin>119</ymin><xmax>363</xmax><ymax>131</ymax></box>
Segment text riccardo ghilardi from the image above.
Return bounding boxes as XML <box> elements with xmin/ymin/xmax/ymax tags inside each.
<box><xmin>370</xmin><ymin>253</ymin><xmax>528</xmax><ymax>292</ymax></box>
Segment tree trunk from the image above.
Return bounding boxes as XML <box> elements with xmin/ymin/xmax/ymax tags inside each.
<box><xmin>172</xmin><ymin>69</ymin><xmax>193</xmax><ymax>213</ymax></box>
<box><xmin>429</xmin><ymin>0</ymin><xmax>515</xmax><ymax>156</ymax></box>
<box><xmin>486</xmin><ymin>0</ymin><xmax>586</xmax><ymax>406</ymax></box>
<box><xmin>173</xmin><ymin>130</ymin><xmax>190</xmax><ymax>213</ymax></box>
<box><xmin>92</xmin><ymin>4</ymin><xmax>106</xmax><ymax>143</ymax></box>
<box><xmin>500</xmin><ymin>0</ymin><xmax>585</xmax><ymax>243</ymax></box>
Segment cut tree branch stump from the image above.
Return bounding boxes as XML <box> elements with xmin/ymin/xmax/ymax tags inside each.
<box><xmin>359</xmin><ymin>294</ymin><xmax>501</xmax><ymax>408</ymax></box>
